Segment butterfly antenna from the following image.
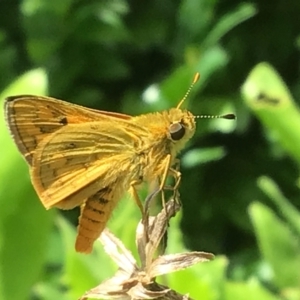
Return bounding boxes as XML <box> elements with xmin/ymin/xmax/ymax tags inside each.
<box><xmin>176</xmin><ymin>72</ymin><xmax>200</xmax><ymax>109</ymax></box>
<box><xmin>195</xmin><ymin>113</ymin><xmax>236</xmax><ymax>120</ymax></box>
<box><xmin>176</xmin><ymin>73</ymin><xmax>236</xmax><ymax>120</ymax></box>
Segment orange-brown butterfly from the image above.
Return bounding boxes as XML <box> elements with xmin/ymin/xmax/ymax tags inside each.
<box><xmin>4</xmin><ymin>73</ymin><xmax>235</xmax><ymax>253</ymax></box>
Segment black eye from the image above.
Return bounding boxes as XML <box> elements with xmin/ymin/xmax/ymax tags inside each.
<box><xmin>169</xmin><ymin>122</ymin><xmax>185</xmax><ymax>141</ymax></box>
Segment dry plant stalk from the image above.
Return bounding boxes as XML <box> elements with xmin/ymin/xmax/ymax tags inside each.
<box><xmin>80</xmin><ymin>199</ymin><xmax>214</xmax><ymax>300</ymax></box>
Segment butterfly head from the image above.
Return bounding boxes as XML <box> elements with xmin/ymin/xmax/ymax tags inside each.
<box><xmin>167</xmin><ymin>108</ymin><xmax>196</xmax><ymax>151</ymax></box>
<box><xmin>167</xmin><ymin>72</ymin><xmax>236</xmax><ymax>153</ymax></box>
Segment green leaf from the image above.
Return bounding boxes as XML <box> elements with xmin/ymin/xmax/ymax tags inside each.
<box><xmin>202</xmin><ymin>3</ymin><xmax>257</xmax><ymax>49</ymax></box>
<box><xmin>0</xmin><ymin>68</ymin><xmax>48</xmax><ymax>100</ymax></box>
<box><xmin>258</xmin><ymin>176</ymin><xmax>300</xmax><ymax>236</ymax></box>
<box><xmin>225</xmin><ymin>279</ymin><xmax>281</xmax><ymax>300</ymax></box>
<box><xmin>0</xmin><ymin>68</ymin><xmax>53</xmax><ymax>300</ymax></box>
<box><xmin>181</xmin><ymin>147</ymin><xmax>226</xmax><ymax>168</ymax></box>
<box><xmin>242</xmin><ymin>62</ymin><xmax>300</xmax><ymax>165</ymax></box>
<box><xmin>249</xmin><ymin>202</ymin><xmax>300</xmax><ymax>289</ymax></box>
<box><xmin>156</xmin><ymin>45</ymin><xmax>228</xmax><ymax>111</ymax></box>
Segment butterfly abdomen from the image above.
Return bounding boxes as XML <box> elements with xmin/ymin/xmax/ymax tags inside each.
<box><xmin>75</xmin><ymin>187</ymin><xmax>115</xmax><ymax>253</ymax></box>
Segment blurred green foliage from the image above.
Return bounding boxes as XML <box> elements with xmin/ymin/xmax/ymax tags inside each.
<box><xmin>1</xmin><ymin>0</ymin><xmax>300</xmax><ymax>299</ymax></box>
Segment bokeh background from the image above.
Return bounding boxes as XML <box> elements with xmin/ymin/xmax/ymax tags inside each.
<box><xmin>1</xmin><ymin>1</ymin><xmax>300</xmax><ymax>299</ymax></box>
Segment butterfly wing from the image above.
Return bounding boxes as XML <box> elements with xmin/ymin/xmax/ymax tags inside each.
<box><xmin>4</xmin><ymin>95</ymin><xmax>132</xmax><ymax>164</ymax></box>
<box><xmin>4</xmin><ymin>95</ymin><xmax>147</xmax><ymax>210</ymax></box>
<box><xmin>32</xmin><ymin>122</ymin><xmax>141</xmax><ymax>209</ymax></box>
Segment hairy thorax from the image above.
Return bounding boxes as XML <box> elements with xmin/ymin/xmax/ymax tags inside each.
<box><xmin>130</xmin><ymin>108</ymin><xmax>196</xmax><ymax>184</ymax></box>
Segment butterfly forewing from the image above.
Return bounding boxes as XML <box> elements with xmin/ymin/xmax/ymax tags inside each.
<box><xmin>5</xmin><ymin>96</ymin><xmax>142</xmax><ymax>209</ymax></box>
<box><xmin>4</xmin><ymin>95</ymin><xmax>132</xmax><ymax>164</ymax></box>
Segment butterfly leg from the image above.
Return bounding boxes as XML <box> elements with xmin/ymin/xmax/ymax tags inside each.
<box><xmin>141</xmin><ymin>155</ymin><xmax>171</xmax><ymax>217</ymax></box>
<box><xmin>160</xmin><ymin>155</ymin><xmax>182</xmax><ymax>203</ymax></box>
<box><xmin>168</xmin><ymin>164</ymin><xmax>181</xmax><ymax>204</ymax></box>
<box><xmin>129</xmin><ymin>181</ymin><xmax>144</xmax><ymax>216</ymax></box>
<box><xmin>129</xmin><ymin>180</ymin><xmax>153</xmax><ymax>242</ymax></box>
<box><xmin>143</xmin><ymin>154</ymin><xmax>181</xmax><ymax>211</ymax></box>
<box><xmin>143</xmin><ymin>156</ymin><xmax>181</xmax><ymax>249</ymax></box>
<box><xmin>155</xmin><ymin>157</ymin><xmax>182</xmax><ymax>219</ymax></box>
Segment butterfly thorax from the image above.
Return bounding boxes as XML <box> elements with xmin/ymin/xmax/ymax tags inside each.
<box><xmin>131</xmin><ymin>108</ymin><xmax>196</xmax><ymax>182</ymax></box>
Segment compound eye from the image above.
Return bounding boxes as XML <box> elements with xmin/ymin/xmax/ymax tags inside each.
<box><xmin>169</xmin><ymin>122</ymin><xmax>185</xmax><ymax>141</ymax></box>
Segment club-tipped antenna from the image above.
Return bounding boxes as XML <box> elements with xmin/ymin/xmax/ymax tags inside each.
<box><xmin>195</xmin><ymin>113</ymin><xmax>236</xmax><ymax>120</ymax></box>
<box><xmin>176</xmin><ymin>72</ymin><xmax>200</xmax><ymax>109</ymax></box>
<box><xmin>176</xmin><ymin>72</ymin><xmax>236</xmax><ymax>120</ymax></box>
